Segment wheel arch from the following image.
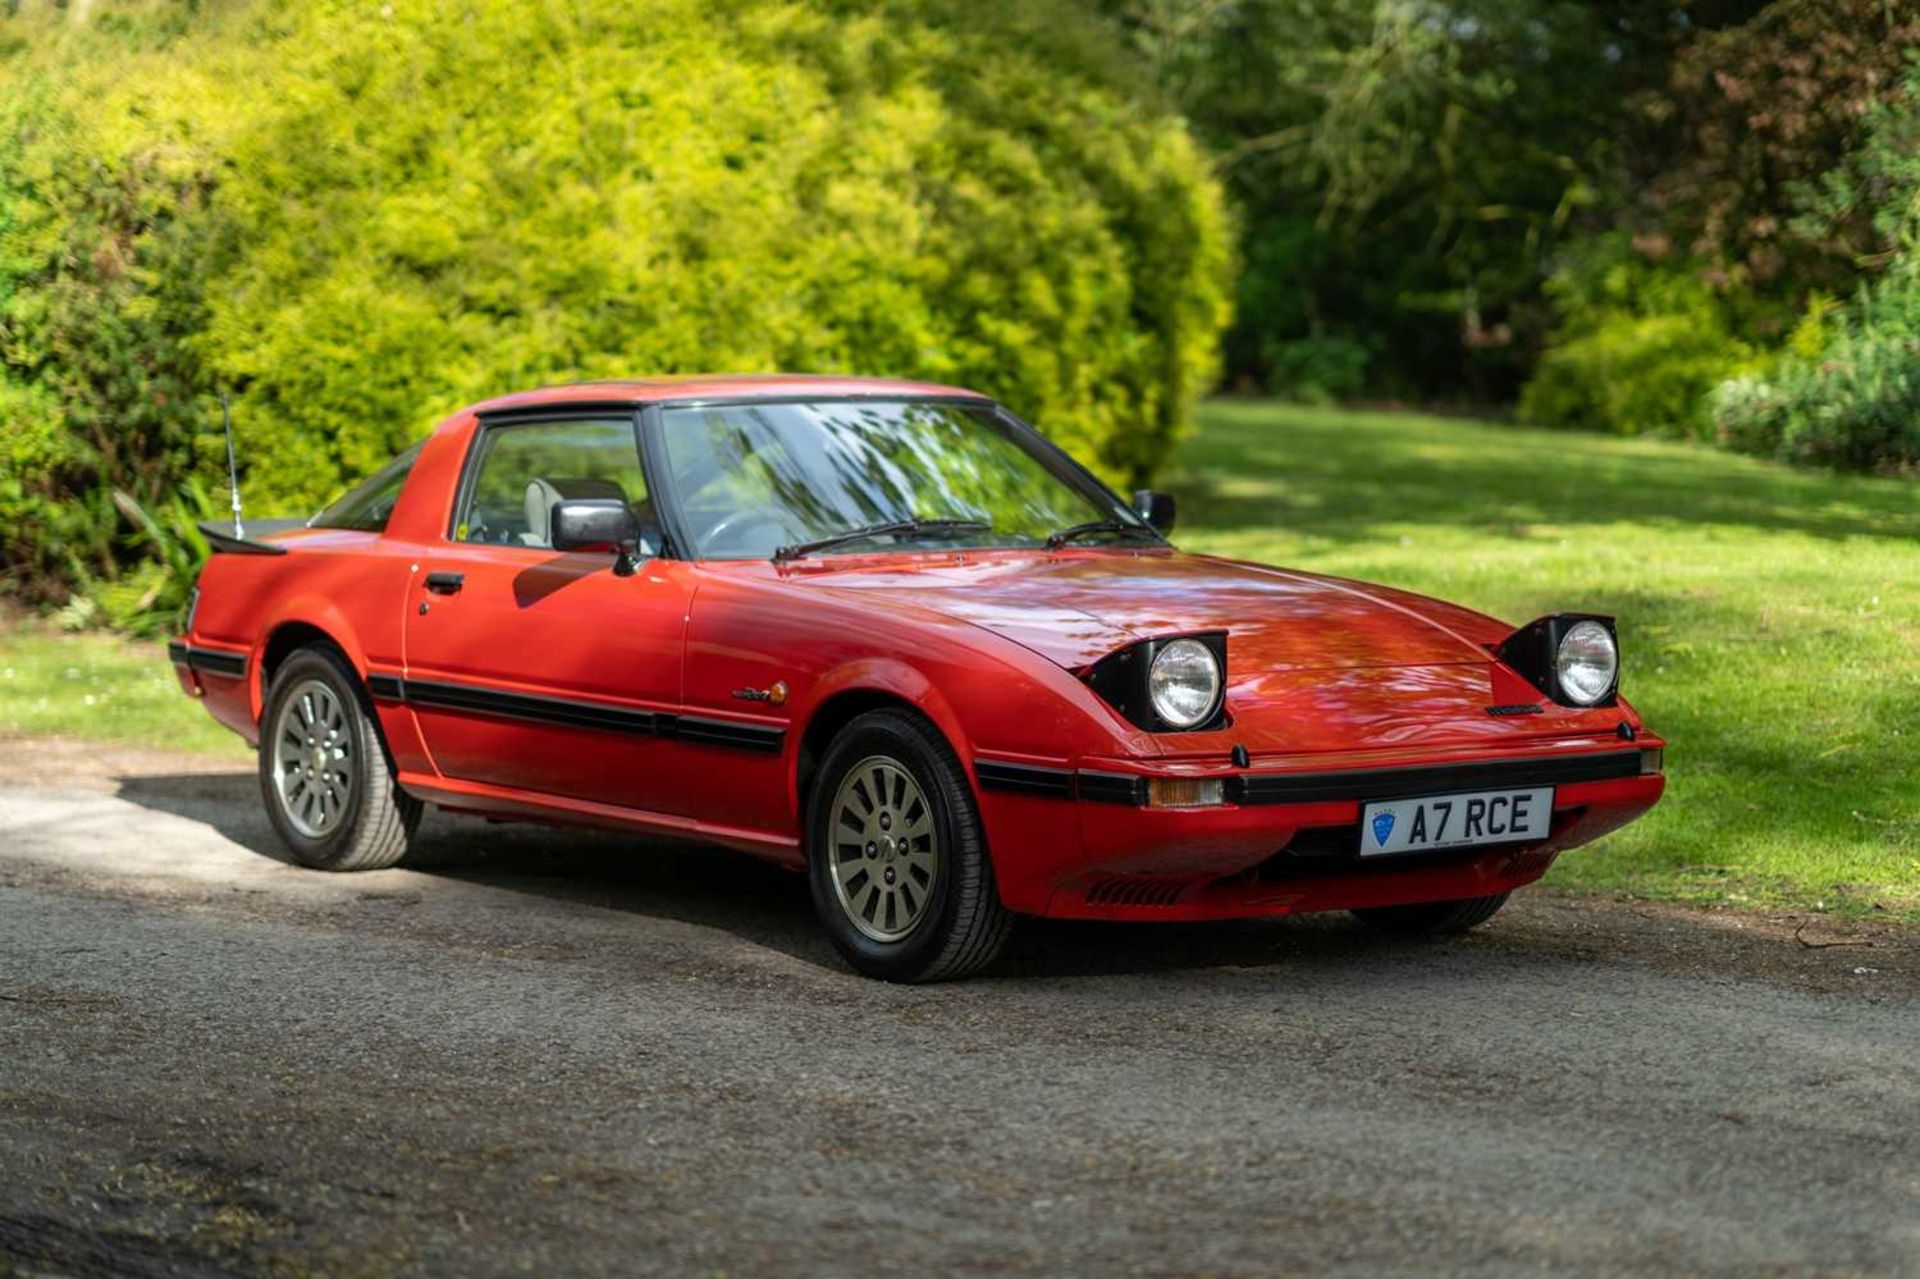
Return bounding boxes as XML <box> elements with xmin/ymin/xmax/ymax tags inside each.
<box><xmin>253</xmin><ymin>603</ymin><xmax>371</xmax><ymax>723</ymax></box>
<box><xmin>262</xmin><ymin>621</ymin><xmax>347</xmax><ymax>688</ymax></box>
<box><xmin>791</xmin><ymin>662</ymin><xmax>975</xmax><ymax>825</ymax></box>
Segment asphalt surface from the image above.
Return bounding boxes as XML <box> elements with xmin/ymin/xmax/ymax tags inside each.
<box><xmin>1</xmin><ymin>737</ymin><xmax>1915</xmax><ymax>1278</ymax></box>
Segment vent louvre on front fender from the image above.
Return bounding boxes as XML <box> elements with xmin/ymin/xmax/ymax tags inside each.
<box><xmin>1084</xmin><ymin>876</ymin><xmax>1193</xmax><ymax>908</ymax></box>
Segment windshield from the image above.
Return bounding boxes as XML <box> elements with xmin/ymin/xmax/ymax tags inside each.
<box><xmin>657</xmin><ymin>400</ymin><xmax>1150</xmax><ymax>560</ymax></box>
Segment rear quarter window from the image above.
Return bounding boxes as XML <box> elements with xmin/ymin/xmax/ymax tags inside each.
<box><xmin>310</xmin><ymin>442</ymin><xmax>425</xmax><ymax>532</ymax></box>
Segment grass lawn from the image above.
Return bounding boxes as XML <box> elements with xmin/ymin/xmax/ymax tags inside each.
<box><xmin>3</xmin><ymin>400</ymin><xmax>1915</xmax><ymax>920</ymax></box>
<box><xmin>0</xmin><ymin>623</ymin><xmax>245</xmax><ymax>758</ymax></box>
<box><xmin>1172</xmin><ymin>400</ymin><xmax>1920</xmax><ymax>920</ymax></box>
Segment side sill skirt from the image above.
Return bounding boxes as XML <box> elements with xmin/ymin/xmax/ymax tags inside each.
<box><xmin>397</xmin><ymin>770</ymin><xmax>801</xmax><ymax>861</ymax></box>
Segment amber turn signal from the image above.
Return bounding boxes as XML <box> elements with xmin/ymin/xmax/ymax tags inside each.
<box><xmin>1146</xmin><ymin>777</ymin><xmax>1226</xmax><ymax>809</ymax></box>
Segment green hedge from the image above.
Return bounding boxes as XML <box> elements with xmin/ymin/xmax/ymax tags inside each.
<box><xmin>1518</xmin><ymin>233</ymin><xmax>1757</xmax><ymax>441</ymax></box>
<box><xmin>1711</xmin><ymin>272</ymin><xmax>1920</xmax><ymax>473</ymax></box>
<box><xmin>0</xmin><ymin>0</ymin><xmax>1230</xmax><ymax>629</ymax></box>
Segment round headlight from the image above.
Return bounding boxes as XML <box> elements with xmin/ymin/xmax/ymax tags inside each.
<box><xmin>1555</xmin><ymin>621</ymin><xmax>1617</xmax><ymax>705</ymax></box>
<box><xmin>1148</xmin><ymin>639</ymin><xmax>1221</xmax><ymax>729</ymax></box>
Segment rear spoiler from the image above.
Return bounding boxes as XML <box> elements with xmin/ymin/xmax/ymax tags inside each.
<box><xmin>197</xmin><ymin>518</ymin><xmax>305</xmax><ymax>556</ymax></box>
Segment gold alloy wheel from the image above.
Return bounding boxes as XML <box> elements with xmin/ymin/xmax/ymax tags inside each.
<box><xmin>829</xmin><ymin>754</ymin><xmax>939</xmax><ymax>942</ymax></box>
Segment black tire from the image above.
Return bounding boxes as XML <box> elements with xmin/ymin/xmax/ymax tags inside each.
<box><xmin>1351</xmin><ymin>891</ymin><xmax>1511</xmax><ymax>936</ymax></box>
<box><xmin>258</xmin><ymin>645</ymin><xmax>421</xmax><ymax>871</ymax></box>
<box><xmin>806</xmin><ymin>708</ymin><xmax>1011</xmax><ymax>983</ymax></box>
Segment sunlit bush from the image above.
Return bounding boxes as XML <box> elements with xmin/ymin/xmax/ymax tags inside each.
<box><xmin>0</xmin><ymin>0</ymin><xmax>1229</xmax><ymax>621</ymax></box>
<box><xmin>1519</xmin><ymin>234</ymin><xmax>1756</xmax><ymax>440</ymax></box>
<box><xmin>1711</xmin><ymin>272</ymin><xmax>1920</xmax><ymax>473</ymax></box>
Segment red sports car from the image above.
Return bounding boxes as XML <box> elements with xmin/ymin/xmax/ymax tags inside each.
<box><xmin>171</xmin><ymin>376</ymin><xmax>1665</xmax><ymax>981</ymax></box>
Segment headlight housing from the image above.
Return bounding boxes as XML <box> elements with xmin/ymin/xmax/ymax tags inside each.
<box><xmin>1148</xmin><ymin>638</ymin><xmax>1222</xmax><ymax>729</ymax></box>
<box><xmin>1555</xmin><ymin>620</ymin><xmax>1618</xmax><ymax>706</ymax></box>
<box><xmin>1496</xmin><ymin>613</ymin><xmax>1620</xmax><ymax>708</ymax></box>
<box><xmin>1083</xmin><ymin>632</ymin><xmax>1228</xmax><ymax>732</ymax></box>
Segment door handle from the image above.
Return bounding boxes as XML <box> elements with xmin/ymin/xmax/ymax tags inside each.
<box><xmin>424</xmin><ymin>572</ymin><xmax>465</xmax><ymax>595</ymax></box>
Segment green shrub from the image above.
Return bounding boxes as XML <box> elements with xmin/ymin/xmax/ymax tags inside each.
<box><xmin>0</xmin><ymin>0</ymin><xmax>1230</xmax><ymax>623</ymax></box>
<box><xmin>1262</xmin><ymin>334</ymin><xmax>1370</xmax><ymax>405</ymax></box>
<box><xmin>1711</xmin><ymin>269</ymin><xmax>1920</xmax><ymax>472</ymax></box>
<box><xmin>1520</xmin><ymin>235</ymin><xmax>1757</xmax><ymax>439</ymax></box>
<box><xmin>0</xmin><ymin>29</ymin><xmax>221</xmax><ymax>612</ymax></box>
<box><xmin>1708</xmin><ymin>60</ymin><xmax>1920</xmax><ymax>474</ymax></box>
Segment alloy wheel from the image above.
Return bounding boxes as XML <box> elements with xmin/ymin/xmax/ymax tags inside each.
<box><xmin>829</xmin><ymin>754</ymin><xmax>939</xmax><ymax>942</ymax></box>
<box><xmin>270</xmin><ymin>677</ymin><xmax>355</xmax><ymax>838</ymax></box>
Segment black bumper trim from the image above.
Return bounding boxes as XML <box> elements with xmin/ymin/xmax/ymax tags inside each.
<box><xmin>975</xmin><ymin>750</ymin><xmax>1644</xmax><ymax>808</ymax></box>
<box><xmin>169</xmin><ymin>640</ymin><xmax>248</xmax><ymax>679</ymax></box>
<box><xmin>1226</xmin><ymin>750</ymin><xmax>1643</xmax><ymax>805</ymax></box>
<box><xmin>975</xmin><ymin>760</ymin><xmax>1075</xmax><ymax>799</ymax></box>
<box><xmin>1076</xmin><ymin>770</ymin><xmax>1149</xmax><ymax>805</ymax></box>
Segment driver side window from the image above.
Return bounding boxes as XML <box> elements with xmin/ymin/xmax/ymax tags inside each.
<box><xmin>454</xmin><ymin>418</ymin><xmax>650</xmax><ymax>549</ymax></box>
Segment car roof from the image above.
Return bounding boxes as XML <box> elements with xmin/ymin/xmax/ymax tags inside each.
<box><xmin>466</xmin><ymin>374</ymin><xmax>991</xmax><ymax>416</ymax></box>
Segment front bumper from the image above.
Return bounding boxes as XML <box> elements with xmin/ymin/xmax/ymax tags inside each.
<box><xmin>974</xmin><ymin>740</ymin><xmax>1666</xmax><ymax>919</ymax></box>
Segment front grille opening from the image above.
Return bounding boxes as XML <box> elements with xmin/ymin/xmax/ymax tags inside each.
<box><xmin>1279</xmin><ymin>823</ymin><xmax>1360</xmax><ymax>860</ymax></box>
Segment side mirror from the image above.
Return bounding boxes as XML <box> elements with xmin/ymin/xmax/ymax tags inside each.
<box><xmin>551</xmin><ymin>499</ymin><xmax>646</xmax><ymax>576</ymax></box>
<box><xmin>1133</xmin><ymin>489</ymin><xmax>1176</xmax><ymax>536</ymax></box>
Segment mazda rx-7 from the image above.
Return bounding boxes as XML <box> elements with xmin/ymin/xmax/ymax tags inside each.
<box><xmin>170</xmin><ymin>377</ymin><xmax>1665</xmax><ymax>981</ymax></box>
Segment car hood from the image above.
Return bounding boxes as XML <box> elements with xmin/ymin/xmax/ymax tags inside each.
<box><xmin>791</xmin><ymin>551</ymin><xmax>1507</xmax><ymax>673</ymax></box>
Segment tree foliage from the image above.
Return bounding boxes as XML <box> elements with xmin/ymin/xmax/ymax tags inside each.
<box><xmin>1708</xmin><ymin>60</ymin><xmax>1920</xmax><ymax>473</ymax></box>
<box><xmin>1105</xmin><ymin>0</ymin><xmax>1766</xmax><ymax>402</ymax></box>
<box><xmin>1634</xmin><ymin>0</ymin><xmax>1920</xmax><ymax>297</ymax></box>
<box><xmin>0</xmin><ymin>0</ymin><xmax>1230</xmax><ymax>622</ymax></box>
<box><xmin>1519</xmin><ymin>233</ymin><xmax>1758</xmax><ymax>441</ymax></box>
<box><xmin>1516</xmin><ymin>0</ymin><xmax>1920</xmax><ymax>468</ymax></box>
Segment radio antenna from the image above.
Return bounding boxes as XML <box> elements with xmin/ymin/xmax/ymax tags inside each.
<box><xmin>221</xmin><ymin>390</ymin><xmax>244</xmax><ymax>538</ymax></box>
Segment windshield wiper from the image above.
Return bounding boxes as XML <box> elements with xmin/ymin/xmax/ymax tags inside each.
<box><xmin>1044</xmin><ymin>520</ymin><xmax>1160</xmax><ymax>550</ymax></box>
<box><xmin>773</xmin><ymin>518</ymin><xmax>991</xmax><ymax>564</ymax></box>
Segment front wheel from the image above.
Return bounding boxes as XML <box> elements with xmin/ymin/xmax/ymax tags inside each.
<box><xmin>807</xmin><ymin>708</ymin><xmax>1011</xmax><ymax>983</ymax></box>
<box><xmin>259</xmin><ymin>646</ymin><xmax>422</xmax><ymax>871</ymax></box>
<box><xmin>1350</xmin><ymin>891</ymin><xmax>1510</xmax><ymax>936</ymax></box>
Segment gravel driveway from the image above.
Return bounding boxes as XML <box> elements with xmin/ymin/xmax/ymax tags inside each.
<box><xmin>1</xmin><ymin>738</ymin><xmax>1914</xmax><ymax>1278</ymax></box>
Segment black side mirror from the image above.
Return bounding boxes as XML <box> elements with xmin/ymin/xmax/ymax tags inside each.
<box><xmin>551</xmin><ymin>499</ymin><xmax>646</xmax><ymax>576</ymax></box>
<box><xmin>1133</xmin><ymin>489</ymin><xmax>1176</xmax><ymax>536</ymax></box>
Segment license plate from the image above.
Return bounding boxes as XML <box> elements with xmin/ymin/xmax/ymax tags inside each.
<box><xmin>1360</xmin><ymin>787</ymin><xmax>1553</xmax><ymax>856</ymax></box>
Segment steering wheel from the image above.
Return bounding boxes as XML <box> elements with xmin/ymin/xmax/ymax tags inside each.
<box><xmin>698</xmin><ymin>508</ymin><xmax>791</xmax><ymax>556</ymax></box>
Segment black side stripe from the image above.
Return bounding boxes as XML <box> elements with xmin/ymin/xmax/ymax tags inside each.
<box><xmin>404</xmin><ymin>679</ymin><xmax>665</xmax><ymax>736</ymax></box>
<box><xmin>671</xmin><ymin>715</ymin><xmax>785</xmax><ymax>753</ymax></box>
<box><xmin>371</xmin><ymin>676</ymin><xmax>783</xmax><ymax>753</ymax></box>
<box><xmin>168</xmin><ymin>641</ymin><xmax>248</xmax><ymax>679</ymax></box>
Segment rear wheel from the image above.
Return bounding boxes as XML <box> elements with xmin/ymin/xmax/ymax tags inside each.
<box><xmin>1350</xmin><ymin>892</ymin><xmax>1510</xmax><ymax>936</ymax></box>
<box><xmin>807</xmin><ymin>708</ymin><xmax>1010</xmax><ymax>982</ymax></box>
<box><xmin>259</xmin><ymin>646</ymin><xmax>421</xmax><ymax>871</ymax></box>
